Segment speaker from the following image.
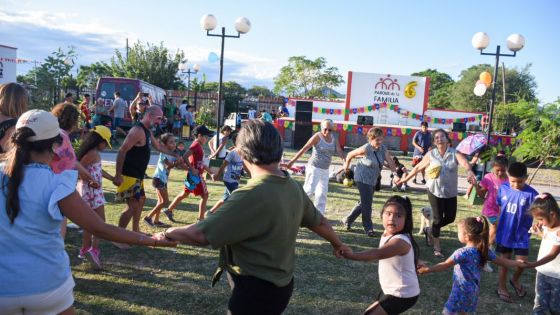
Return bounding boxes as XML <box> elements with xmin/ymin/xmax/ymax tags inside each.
<box><xmin>452</xmin><ymin>122</ymin><xmax>466</xmax><ymax>132</ymax></box>
<box><xmin>294</xmin><ymin>101</ymin><xmax>313</xmax><ymax>149</ymax></box>
<box><xmin>357</xmin><ymin>115</ymin><xmax>373</xmax><ymax>125</ymax></box>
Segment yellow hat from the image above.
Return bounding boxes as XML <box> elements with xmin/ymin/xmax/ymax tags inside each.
<box><xmin>92</xmin><ymin>125</ymin><xmax>112</xmax><ymax>149</ymax></box>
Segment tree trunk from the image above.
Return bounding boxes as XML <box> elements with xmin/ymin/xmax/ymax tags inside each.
<box><xmin>528</xmin><ymin>160</ymin><xmax>544</xmax><ymax>185</ymax></box>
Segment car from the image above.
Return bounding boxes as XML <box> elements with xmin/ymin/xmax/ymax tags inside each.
<box><xmin>224</xmin><ymin>112</ymin><xmax>249</xmax><ymax>129</ymax></box>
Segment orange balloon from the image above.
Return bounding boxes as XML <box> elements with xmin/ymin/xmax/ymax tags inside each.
<box><xmin>480</xmin><ymin>71</ymin><xmax>492</xmax><ymax>86</ymax></box>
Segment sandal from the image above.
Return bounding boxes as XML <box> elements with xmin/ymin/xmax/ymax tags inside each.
<box><xmin>509</xmin><ymin>279</ymin><xmax>527</xmax><ymax>297</ymax></box>
<box><xmin>496</xmin><ymin>289</ymin><xmax>513</xmax><ymax>303</ymax></box>
<box><xmin>433</xmin><ymin>249</ymin><xmax>444</xmax><ymax>257</ymax></box>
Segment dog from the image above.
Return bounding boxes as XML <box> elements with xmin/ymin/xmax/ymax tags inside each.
<box><xmin>417</xmin><ymin>206</ymin><xmax>433</xmax><ymax>235</ymax></box>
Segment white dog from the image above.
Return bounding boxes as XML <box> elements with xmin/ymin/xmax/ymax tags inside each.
<box><xmin>416</xmin><ymin>206</ymin><xmax>433</xmax><ymax>236</ymax></box>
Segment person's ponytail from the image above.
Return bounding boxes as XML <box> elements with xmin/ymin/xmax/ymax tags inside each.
<box><xmin>3</xmin><ymin>127</ymin><xmax>34</xmax><ymax>224</ymax></box>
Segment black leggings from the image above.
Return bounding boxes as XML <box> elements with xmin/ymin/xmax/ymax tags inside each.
<box><xmin>228</xmin><ymin>273</ymin><xmax>293</xmax><ymax>315</ymax></box>
<box><xmin>427</xmin><ymin>191</ymin><xmax>457</xmax><ymax>238</ymax></box>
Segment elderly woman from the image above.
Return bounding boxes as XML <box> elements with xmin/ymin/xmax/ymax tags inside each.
<box><xmin>0</xmin><ymin>83</ymin><xmax>28</xmax><ymax>153</ymax></box>
<box><xmin>343</xmin><ymin>127</ymin><xmax>398</xmax><ymax>236</ymax></box>
<box><xmin>285</xmin><ymin>119</ymin><xmax>345</xmax><ymax>214</ymax></box>
<box><xmin>397</xmin><ymin>128</ymin><xmax>476</xmax><ymax>257</ymax></box>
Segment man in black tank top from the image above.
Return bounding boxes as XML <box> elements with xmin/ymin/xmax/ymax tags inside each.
<box><xmin>113</xmin><ymin>106</ymin><xmax>186</xmax><ymax>235</ymax></box>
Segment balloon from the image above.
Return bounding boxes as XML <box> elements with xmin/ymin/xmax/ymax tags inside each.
<box><xmin>208</xmin><ymin>52</ymin><xmax>219</xmax><ymax>63</ymax></box>
<box><xmin>479</xmin><ymin>71</ymin><xmax>492</xmax><ymax>86</ymax></box>
<box><xmin>343</xmin><ymin>178</ymin><xmax>354</xmax><ymax>187</ymax></box>
<box><xmin>473</xmin><ymin>83</ymin><xmax>487</xmax><ymax>96</ymax></box>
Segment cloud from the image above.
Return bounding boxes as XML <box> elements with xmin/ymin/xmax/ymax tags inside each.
<box><xmin>1</xmin><ymin>9</ymin><xmax>278</xmax><ymax>88</ymax></box>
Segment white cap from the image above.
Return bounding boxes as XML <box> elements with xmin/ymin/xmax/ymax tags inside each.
<box><xmin>15</xmin><ymin>110</ymin><xmax>61</xmax><ymax>142</ymax></box>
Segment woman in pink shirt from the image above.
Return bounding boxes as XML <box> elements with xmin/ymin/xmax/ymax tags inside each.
<box><xmin>474</xmin><ymin>154</ymin><xmax>509</xmax><ymax>247</ymax></box>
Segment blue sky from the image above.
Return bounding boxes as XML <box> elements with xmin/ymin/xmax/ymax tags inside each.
<box><xmin>1</xmin><ymin>0</ymin><xmax>559</xmax><ymax>104</ymax></box>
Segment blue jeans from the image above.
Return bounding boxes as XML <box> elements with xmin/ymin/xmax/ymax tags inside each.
<box><xmin>223</xmin><ymin>181</ymin><xmax>239</xmax><ymax>201</ymax></box>
<box><xmin>533</xmin><ymin>272</ymin><xmax>560</xmax><ymax>315</ymax></box>
<box><xmin>346</xmin><ymin>181</ymin><xmax>375</xmax><ymax>232</ymax></box>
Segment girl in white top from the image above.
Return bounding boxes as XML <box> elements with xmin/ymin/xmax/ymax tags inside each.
<box><xmin>208</xmin><ymin>125</ymin><xmax>232</xmax><ymax>159</ymax></box>
<box><xmin>526</xmin><ymin>193</ymin><xmax>560</xmax><ymax>314</ymax></box>
<box><xmin>343</xmin><ymin>196</ymin><xmax>420</xmax><ymax>315</ymax></box>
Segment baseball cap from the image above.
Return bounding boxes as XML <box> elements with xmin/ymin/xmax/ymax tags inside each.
<box><xmin>15</xmin><ymin>110</ymin><xmax>61</xmax><ymax>142</ymax></box>
<box><xmin>193</xmin><ymin>125</ymin><xmax>215</xmax><ymax>137</ymax></box>
<box><xmin>92</xmin><ymin>125</ymin><xmax>112</xmax><ymax>149</ymax></box>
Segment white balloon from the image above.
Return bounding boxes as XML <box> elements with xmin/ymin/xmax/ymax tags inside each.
<box><xmin>473</xmin><ymin>83</ymin><xmax>487</xmax><ymax>96</ymax></box>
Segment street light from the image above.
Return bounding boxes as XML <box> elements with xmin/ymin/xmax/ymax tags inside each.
<box><xmin>472</xmin><ymin>32</ymin><xmax>525</xmax><ymax>174</ymax></box>
<box><xmin>201</xmin><ymin>14</ymin><xmax>251</xmax><ymax>150</ymax></box>
<box><xmin>178</xmin><ymin>60</ymin><xmax>200</xmax><ymax>95</ymax></box>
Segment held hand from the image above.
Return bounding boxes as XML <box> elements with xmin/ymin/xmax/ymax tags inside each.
<box><xmin>419</xmin><ymin>147</ymin><xmax>425</xmax><ymax>154</ymax></box>
<box><xmin>88</xmin><ymin>180</ymin><xmax>101</xmax><ymax>189</ymax></box>
<box><xmin>151</xmin><ymin>234</ymin><xmax>178</xmax><ymax>247</ymax></box>
<box><xmin>417</xmin><ymin>266</ymin><xmax>430</xmax><ymax>275</ymax></box>
<box><xmin>113</xmin><ymin>174</ymin><xmax>123</xmax><ymax>186</ymax></box>
<box><xmin>466</xmin><ymin>171</ymin><xmax>477</xmax><ymax>185</ymax></box>
<box><xmin>334</xmin><ymin>244</ymin><xmax>352</xmax><ymax>258</ymax></box>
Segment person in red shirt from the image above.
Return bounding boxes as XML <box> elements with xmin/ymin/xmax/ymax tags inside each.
<box><xmin>165</xmin><ymin>125</ymin><xmax>217</xmax><ymax>222</ymax></box>
<box><xmin>79</xmin><ymin>94</ymin><xmax>92</xmax><ymax>129</ymax></box>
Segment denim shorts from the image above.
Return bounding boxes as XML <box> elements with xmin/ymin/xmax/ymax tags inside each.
<box><xmin>222</xmin><ymin>181</ymin><xmax>239</xmax><ymax>200</ymax></box>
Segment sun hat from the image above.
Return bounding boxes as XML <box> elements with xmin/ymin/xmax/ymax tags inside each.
<box><xmin>15</xmin><ymin>109</ymin><xmax>61</xmax><ymax>142</ymax></box>
<box><xmin>92</xmin><ymin>125</ymin><xmax>112</xmax><ymax>149</ymax></box>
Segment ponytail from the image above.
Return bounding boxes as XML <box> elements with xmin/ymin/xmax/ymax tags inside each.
<box><xmin>462</xmin><ymin>216</ymin><xmax>490</xmax><ymax>266</ymax></box>
<box><xmin>2</xmin><ymin>127</ymin><xmax>61</xmax><ymax>224</ymax></box>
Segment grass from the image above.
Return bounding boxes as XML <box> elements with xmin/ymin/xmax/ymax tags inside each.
<box><xmin>68</xmin><ymin>152</ymin><xmax>542</xmax><ymax>314</ymax></box>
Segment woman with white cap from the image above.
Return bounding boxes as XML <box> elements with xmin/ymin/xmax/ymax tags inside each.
<box><xmin>0</xmin><ymin>110</ymin><xmax>176</xmax><ymax>314</ymax></box>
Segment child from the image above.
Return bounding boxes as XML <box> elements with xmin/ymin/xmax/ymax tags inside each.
<box><xmin>418</xmin><ymin>216</ymin><xmax>524</xmax><ymax>314</ymax></box>
<box><xmin>173</xmin><ymin>113</ymin><xmax>182</xmax><ymax>137</ymax></box>
<box><xmin>144</xmin><ymin>133</ymin><xmax>179</xmax><ymax>226</ymax></box>
<box><xmin>165</xmin><ymin>125</ymin><xmax>217</xmax><ymax>222</ymax></box>
<box><xmin>495</xmin><ymin>162</ymin><xmax>538</xmax><ymax>303</ymax></box>
<box><xmin>175</xmin><ymin>141</ymin><xmax>186</xmax><ymax>157</ymax></box>
<box><xmin>474</xmin><ymin>154</ymin><xmax>509</xmax><ymax>272</ymax></box>
<box><xmin>209</xmin><ymin>133</ymin><xmax>246</xmax><ymax>213</ymax></box>
<box><xmin>390</xmin><ymin>156</ymin><xmax>409</xmax><ymax>192</ymax></box>
<box><xmin>76</xmin><ymin>125</ymin><xmax>115</xmax><ymax>269</ymax></box>
<box><xmin>524</xmin><ymin>193</ymin><xmax>560</xmax><ymax>314</ymax></box>
<box><xmin>343</xmin><ymin>196</ymin><xmax>420</xmax><ymax>315</ymax></box>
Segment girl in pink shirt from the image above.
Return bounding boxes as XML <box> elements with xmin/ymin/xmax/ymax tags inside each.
<box><xmin>474</xmin><ymin>155</ymin><xmax>509</xmax><ymax>247</ymax></box>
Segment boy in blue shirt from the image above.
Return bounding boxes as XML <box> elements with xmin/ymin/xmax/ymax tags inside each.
<box><xmin>495</xmin><ymin>162</ymin><xmax>538</xmax><ymax>303</ymax></box>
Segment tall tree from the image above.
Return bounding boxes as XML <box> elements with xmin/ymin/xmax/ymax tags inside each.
<box><xmin>451</xmin><ymin>64</ymin><xmax>537</xmax><ymax>112</ymax></box>
<box><xmin>76</xmin><ymin>62</ymin><xmax>112</xmax><ymax>89</ymax></box>
<box><xmin>273</xmin><ymin>56</ymin><xmax>344</xmax><ymax>97</ymax></box>
<box><xmin>247</xmin><ymin>85</ymin><xmax>274</xmax><ymax>97</ymax></box>
<box><xmin>511</xmin><ymin>99</ymin><xmax>560</xmax><ymax>183</ymax></box>
<box><xmin>411</xmin><ymin>69</ymin><xmax>454</xmax><ymax>108</ymax></box>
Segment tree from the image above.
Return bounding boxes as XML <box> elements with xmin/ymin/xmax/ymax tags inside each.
<box><xmin>247</xmin><ymin>85</ymin><xmax>274</xmax><ymax>97</ymax></box>
<box><xmin>273</xmin><ymin>56</ymin><xmax>344</xmax><ymax>97</ymax></box>
<box><xmin>76</xmin><ymin>62</ymin><xmax>112</xmax><ymax>89</ymax></box>
<box><xmin>511</xmin><ymin>100</ymin><xmax>560</xmax><ymax>183</ymax></box>
<box><xmin>17</xmin><ymin>47</ymin><xmax>77</xmax><ymax>109</ymax></box>
<box><xmin>450</xmin><ymin>64</ymin><xmax>537</xmax><ymax>112</ymax></box>
<box><xmin>411</xmin><ymin>69</ymin><xmax>454</xmax><ymax>108</ymax></box>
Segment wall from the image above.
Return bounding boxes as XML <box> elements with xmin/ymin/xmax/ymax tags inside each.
<box><xmin>0</xmin><ymin>45</ymin><xmax>17</xmax><ymax>84</ymax></box>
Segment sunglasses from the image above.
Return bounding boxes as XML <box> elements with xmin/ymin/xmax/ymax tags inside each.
<box><xmin>322</xmin><ymin>128</ymin><xmax>333</xmax><ymax>132</ymax></box>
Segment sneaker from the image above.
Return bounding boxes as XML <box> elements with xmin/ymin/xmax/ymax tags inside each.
<box><xmin>483</xmin><ymin>263</ymin><xmax>493</xmax><ymax>273</ymax></box>
<box><xmin>392</xmin><ymin>185</ymin><xmax>398</xmax><ymax>192</ymax></box>
<box><xmin>421</xmin><ymin>179</ymin><xmax>426</xmax><ymax>185</ymax></box>
<box><xmin>86</xmin><ymin>247</ymin><xmax>102</xmax><ymax>270</ymax></box>
<box><xmin>78</xmin><ymin>247</ymin><xmax>88</xmax><ymax>259</ymax></box>
<box><xmin>366</xmin><ymin>230</ymin><xmax>375</xmax><ymax>237</ymax></box>
<box><xmin>163</xmin><ymin>209</ymin><xmax>177</xmax><ymax>223</ymax></box>
<box><xmin>343</xmin><ymin>219</ymin><xmax>352</xmax><ymax>231</ymax></box>
<box><xmin>401</xmin><ymin>185</ymin><xmax>407</xmax><ymax>192</ymax></box>
<box><xmin>144</xmin><ymin>217</ymin><xmax>155</xmax><ymax>227</ymax></box>
<box><xmin>153</xmin><ymin>221</ymin><xmax>166</xmax><ymax>227</ymax></box>
<box><xmin>412</xmin><ymin>179</ymin><xmax>417</xmax><ymax>184</ymax></box>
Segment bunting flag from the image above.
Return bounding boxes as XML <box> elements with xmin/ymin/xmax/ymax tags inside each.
<box><xmin>0</xmin><ymin>57</ymin><xmax>41</xmax><ymax>64</ymax></box>
<box><xmin>311</xmin><ymin>104</ymin><xmax>483</xmax><ymax>124</ymax></box>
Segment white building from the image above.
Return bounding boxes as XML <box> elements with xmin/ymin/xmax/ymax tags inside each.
<box><xmin>0</xmin><ymin>44</ymin><xmax>18</xmax><ymax>84</ymax></box>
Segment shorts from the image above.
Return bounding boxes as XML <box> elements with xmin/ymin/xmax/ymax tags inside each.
<box><xmin>412</xmin><ymin>156</ymin><xmax>423</xmax><ymax>167</ymax></box>
<box><xmin>495</xmin><ymin>244</ymin><xmax>529</xmax><ymax>256</ymax></box>
<box><xmin>115</xmin><ymin>176</ymin><xmax>145</xmax><ymax>201</ymax></box>
<box><xmin>173</xmin><ymin>120</ymin><xmax>182</xmax><ymax>129</ymax></box>
<box><xmin>474</xmin><ymin>169</ymin><xmax>484</xmax><ymax>181</ymax></box>
<box><xmin>113</xmin><ymin>117</ymin><xmax>123</xmax><ymax>130</ymax></box>
<box><xmin>152</xmin><ymin>177</ymin><xmax>167</xmax><ymax>190</ymax></box>
<box><xmin>486</xmin><ymin>215</ymin><xmax>498</xmax><ymax>225</ymax></box>
<box><xmin>228</xmin><ymin>273</ymin><xmax>293</xmax><ymax>315</ymax></box>
<box><xmin>376</xmin><ymin>291</ymin><xmax>419</xmax><ymax>315</ymax></box>
<box><xmin>0</xmin><ymin>275</ymin><xmax>75</xmax><ymax>315</ymax></box>
<box><xmin>184</xmin><ymin>178</ymin><xmax>208</xmax><ymax>196</ymax></box>
<box><xmin>223</xmin><ymin>181</ymin><xmax>239</xmax><ymax>200</ymax></box>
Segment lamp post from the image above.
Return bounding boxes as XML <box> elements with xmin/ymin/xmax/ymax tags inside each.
<box><xmin>178</xmin><ymin>60</ymin><xmax>200</xmax><ymax>103</ymax></box>
<box><xmin>201</xmin><ymin>14</ymin><xmax>251</xmax><ymax>150</ymax></box>
<box><xmin>472</xmin><ymin>32</ymin><xmax>525</xmax><ymax>174</ymax></box>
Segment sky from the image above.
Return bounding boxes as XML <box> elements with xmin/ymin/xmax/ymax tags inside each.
<box><xmin>1</xmin><ymin>0</ymin><xmax>559</xmax><ymax>104</ymax></box>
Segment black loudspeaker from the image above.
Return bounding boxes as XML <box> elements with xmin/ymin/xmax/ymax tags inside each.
<box><xmin>452</xmin><ymin>122</ymin><xmax>466</xmax><ymax>132</ymax></box>
<box><xmin>294</xmin><ymin>101</ymin><xmax>313</xmax><ymax>149</ymax></box>
<box><xmin>357</xmin><ymin>115</ymin><xmax>373</xmax><ymax>125</ymax></box>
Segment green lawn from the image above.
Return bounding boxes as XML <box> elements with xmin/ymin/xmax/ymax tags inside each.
<box><xmin>68</xmin><ymin>160</ymin><xmax>541</xmax><ymax>314</ymax></box>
